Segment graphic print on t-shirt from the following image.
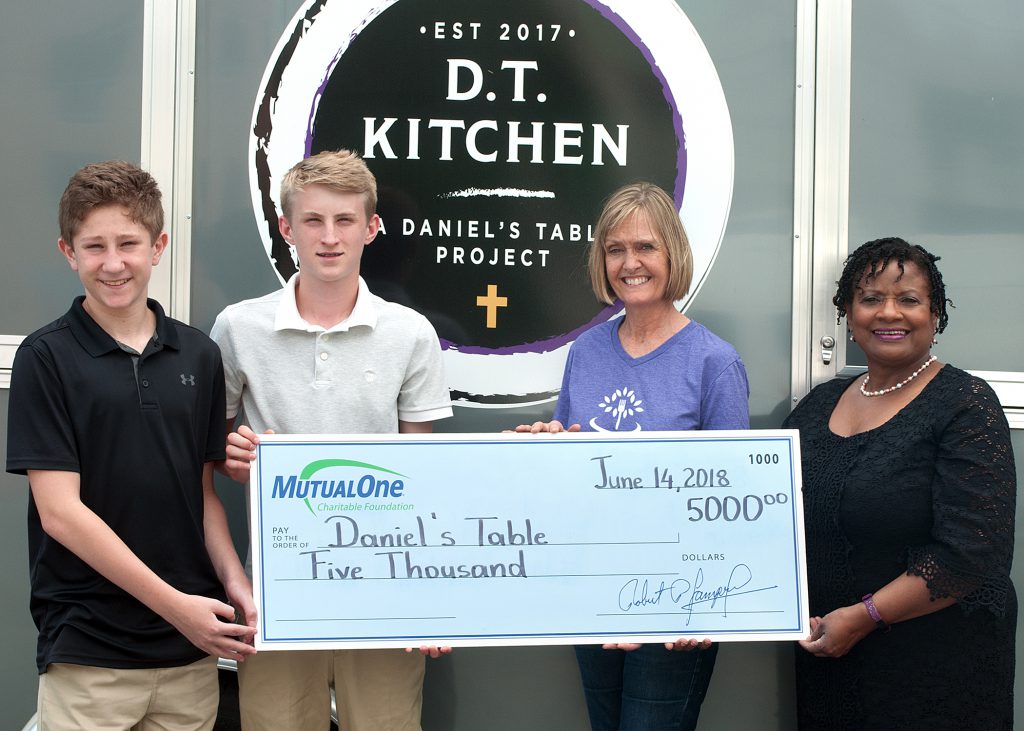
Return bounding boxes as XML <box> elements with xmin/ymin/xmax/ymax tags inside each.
<box><xmin>591</xmin><ymin>386</ymin><xmax>645</xmax><ymax>431</ymax></box>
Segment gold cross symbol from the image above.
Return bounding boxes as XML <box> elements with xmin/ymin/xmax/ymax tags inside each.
<box><xmin>476</xmin><ymin>284</ymin><xmax>508</xmax><ymax>329</ymax></box>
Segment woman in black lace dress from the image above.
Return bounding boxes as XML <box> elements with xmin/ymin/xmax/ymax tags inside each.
<box><xmin>784</xmin><ymin>237</ymin><xmax>1016</xmax><ymax>729</ymax></box>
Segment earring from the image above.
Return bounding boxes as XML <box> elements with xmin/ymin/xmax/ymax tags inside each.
<box><xmin>849</xmin><ymin>331</ymin><xmax>855</xmax><ymax>342</ymax></box>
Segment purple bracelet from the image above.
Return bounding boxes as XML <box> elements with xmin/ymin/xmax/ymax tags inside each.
<box><xmin>861</xmin><ymin>593</ymin><xmax>889</xmax><ymax>631</ymax></box>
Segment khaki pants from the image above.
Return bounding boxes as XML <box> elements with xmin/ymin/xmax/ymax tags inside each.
<box><xmin>37</xmin><ymin>656</ymin><xmax>219</xmax><ymax>731</ymax></box>
<box><xmin>237</xmin><ymin>649</ymin><xmax>424</xmax><ymax>730</ymax></box>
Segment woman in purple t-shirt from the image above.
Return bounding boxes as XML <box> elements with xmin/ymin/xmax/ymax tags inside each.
<box><xmin>517</xmin><ymin>182</ymin><xmax>749</xmax><ymax>730</ymax></box>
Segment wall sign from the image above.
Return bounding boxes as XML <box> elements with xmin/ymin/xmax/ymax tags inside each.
<box><xmin>251</xmin><ymin>0</ymin><xmax>733</xmax><ymax>406</ymax></box>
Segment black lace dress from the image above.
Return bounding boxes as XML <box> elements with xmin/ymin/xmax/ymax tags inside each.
<box><xmin>783</xmin><ymin>365</ymin><xmax>1016</xmax><ymax>730</ymax></box>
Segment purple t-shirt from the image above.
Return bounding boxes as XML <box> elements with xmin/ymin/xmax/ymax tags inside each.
<box><xmin>553</xmin><ymin>319</ymin><xmax>749</xmax><ymax>432</ymax></box>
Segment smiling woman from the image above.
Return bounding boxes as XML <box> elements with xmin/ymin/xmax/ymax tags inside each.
<box><xmin>840</xmin><ymin>238</ymin><xmax>947</xmax><ymax>395</ymax></box>
<box><xmin>784</xmin><ymin>237</ymin><xmax>1016</xmax><ymax>729</ymax></box>
<box><xmin>514</xmin><ymin>182</ymin><xmax>750</xmax><ymax>731</ymax></box>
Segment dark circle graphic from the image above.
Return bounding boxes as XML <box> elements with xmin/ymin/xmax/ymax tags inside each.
<box><xmin>251</xmin><ymin>0</ymin><xmax>732</xmax><ymax>404</ymax></box>
<box><xmin>261</xmin><ymin>0</ymin><xmax>681</xmax><ymax>352</ymax></box>
<box><xmin>310</xmin><ymin>0</ymin><xmax>679</xmax><ymax>351</ymax></box>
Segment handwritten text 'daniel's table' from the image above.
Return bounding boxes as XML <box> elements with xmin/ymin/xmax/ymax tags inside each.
<box><xmin>250</xmin><ymin>430</ymin><xmax>807</xmax><ymax>649</ymax></box>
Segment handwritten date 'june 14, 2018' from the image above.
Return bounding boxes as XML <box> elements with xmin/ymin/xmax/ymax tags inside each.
<box><xmin>590</xmin><ymin>454</ymin><xmax>790</xmax><ymax>524</ymax></box>
<box><xmin>591</xmin><ymin>454</ymin><xmax>730</xmax><ymax>491</ymax></box>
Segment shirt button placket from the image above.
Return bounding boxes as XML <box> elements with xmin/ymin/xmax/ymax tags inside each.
<box><xmin>315</xmin><ymin>333</ymin><xmax>331</xmax><ymax>385</ymax></box>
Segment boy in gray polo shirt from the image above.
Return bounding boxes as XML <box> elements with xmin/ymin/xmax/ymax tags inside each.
<box><xmin>211</xmin><ymin>149</ymin><xmax>452</xmax><ymax>730</ymax></box>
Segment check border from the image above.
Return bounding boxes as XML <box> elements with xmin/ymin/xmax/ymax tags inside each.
<box><xmin>250</xmin><ymin>430</ymin><xmax>808</xmax><ymax>649</ymax></box>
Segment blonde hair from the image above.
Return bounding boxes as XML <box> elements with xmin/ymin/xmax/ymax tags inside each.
<box><xmin>280</xmin><ymin>149</ymin><xmax>377</xmax><ymax>220</ymax></box>
<box><xmin>588</xmin><ymin>182</ymin><xmax>693</xmax><ymax>305</ymax></box>
<box><xmin>58</xmin><ymin>161</ymin><xmax>163</xmax><ymax>247</ymax></box>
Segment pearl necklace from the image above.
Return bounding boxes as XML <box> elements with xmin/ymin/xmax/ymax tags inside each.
<box><xmin>860</xmin><ymin>355</ymin><xmax>937</xmax><ymax>397</ymax></box>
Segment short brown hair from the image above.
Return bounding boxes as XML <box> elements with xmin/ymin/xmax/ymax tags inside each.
<box><xmin>280</xmin><ymin>149</ymin><xmax>377</xmax><ymax>220</ymax></box>
<box><xmin>588</xmin><ymin>182</ymin><xmax>693</xmax><ymax>305</ymax></box>
<box><xmin>58</xmin><ymin>161</ymin><xmax>164</xmax><ymax>247</ymax></box>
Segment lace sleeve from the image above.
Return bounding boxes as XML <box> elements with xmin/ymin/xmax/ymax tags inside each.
<box><xmin>907</xmin><ymin>375</ymin><xmax>1016</xmax><ymax>615</ymax></box>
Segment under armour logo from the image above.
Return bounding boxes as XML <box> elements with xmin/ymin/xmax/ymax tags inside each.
<box><xmin>180</xmin><ymin>374</ymin><xmax>196</xmax><ymax>386</ymax></box>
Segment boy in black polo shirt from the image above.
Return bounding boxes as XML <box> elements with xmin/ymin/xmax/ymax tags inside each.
<box><xmin>6</xmin><ymin>161</ymin><xmax>256</xmax><ymax>730</ymax></box>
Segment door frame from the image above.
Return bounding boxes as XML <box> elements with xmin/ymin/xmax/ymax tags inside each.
<box><xmin>789</xmin><ymin>0</ymin><xmax>1024</xmax><ymax>427</ymax></box>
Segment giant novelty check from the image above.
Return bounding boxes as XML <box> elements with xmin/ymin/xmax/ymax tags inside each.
<box><xmin>250</xmin><ymin>431</ymin><xmax>807</xmax><ymax>649</ymax></box>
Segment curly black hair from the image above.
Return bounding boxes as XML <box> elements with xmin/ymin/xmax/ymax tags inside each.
<box><xmin>833</xmin><ymin>237</ymin><xmax>952</xmax><ymax>333</ymax></box>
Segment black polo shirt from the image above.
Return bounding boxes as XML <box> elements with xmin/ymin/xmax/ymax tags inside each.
<box><xmin>6</xmin><ymin>297</ymin><xmax>227</xmax><ymax>672</ymax></box>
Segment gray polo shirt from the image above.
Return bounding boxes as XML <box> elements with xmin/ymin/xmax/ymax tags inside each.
<box><xmin>211</xmin><ymin>275</ymin><xmax>453</xmax><ymax>436</ymax></box>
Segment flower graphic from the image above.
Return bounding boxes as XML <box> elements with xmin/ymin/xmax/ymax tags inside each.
<box><xmin>599</xmin><ymin>388</ymin><xmax>645</xmax><ymax>430</ymax></box>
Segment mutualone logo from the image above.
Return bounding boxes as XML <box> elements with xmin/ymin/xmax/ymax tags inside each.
<box><xmin>271</xmin><ymin>458</ymin><xmax>408</xmax><ymax>516</ymax></box>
